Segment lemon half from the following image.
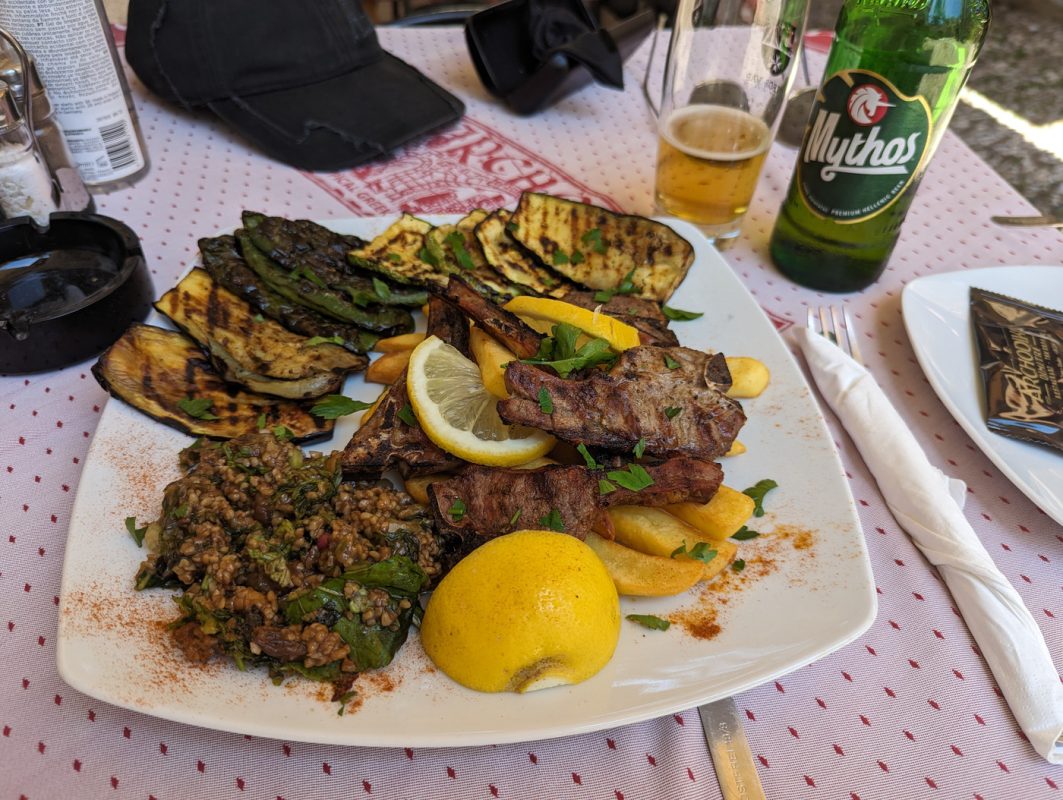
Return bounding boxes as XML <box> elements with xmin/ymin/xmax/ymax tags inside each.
<box><xmin>420</xmin><ymin>530</ymin><xmax>621</xmax><ymax>693</ymax></box>
<box><xmin>406</xmin><ymin>335</ymin><xmax>554</xmax><ymax>466</ymax></box>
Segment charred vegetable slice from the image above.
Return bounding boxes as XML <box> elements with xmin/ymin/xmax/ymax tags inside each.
<box><xmin>199</xmin><ymin>235</ymin><xmax>378</xmax><ymax>354</ymax></box>
<box><xmin>237</xmin><ymin>230</ymin><xmax>413</xmax><ymax>334</ymax></box>
<box><xmin>425</xmin><ymin>211</ymin><xmax>523</xmax><ymax>301</ymax></box>
<box><xmin>508</xmin><ymin>192</ymin><xmax>695</xmax><ymax>302</ymax></box>
<box><xmin>155</xmin><ymin>269</ymin><xmax>367</xmax><ymax>399</ymax></box>
<box><xmin>242</xmin><ymin>212</ymin><xmax>427</xmax><ymax>308</ymax></box>
<box><xmin>476</xmin><ymin>209</ymin><xmax>569</xmax><ymax>298</ymax></box>
<box><xmin>92</xmin><ymin>324</ymin><xmax>333</xmax><ymax>443</ymax></box>
<box><xmin>348</xmin><ymin>214</ymin><xmax>450</xmax><ymax>289</ymax></box>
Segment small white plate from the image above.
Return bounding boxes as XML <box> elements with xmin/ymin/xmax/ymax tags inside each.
<box><xmin>902</xmin><ymin>266</ymin><xmax>1063</xmax><ymax>526</ymax></box>
<box><xmin>57</xmin><ymin>216</ymin><xmax>876</xmax><ymax>747</ymax></box>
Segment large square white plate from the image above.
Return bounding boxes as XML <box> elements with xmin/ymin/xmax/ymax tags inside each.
<box><xmin>57</xmin><ymin>217</ymin><xmax>876</xmax><ymax>747</ymax></box>
<box><xmin>902</xmin><ymin>266</ymin><xmax>1063</xmax><ymax>526</ymax></box>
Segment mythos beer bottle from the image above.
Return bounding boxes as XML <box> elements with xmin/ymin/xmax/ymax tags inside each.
<box><xmin>769</xmin><ymin>0</ymin><xmax>990</xmax><ymax>291</ymax></box>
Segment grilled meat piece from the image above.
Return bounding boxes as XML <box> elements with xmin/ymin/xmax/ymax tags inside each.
<box><xmin>561</xmin><ymin>290</ymin><xmax>679</xmax><ymax>347</ymax></box>
<box><xmin>498</xmin><ymin>346</ymin><xmax>744</xmax><ymax>460</ymax></box>
<box><xmin>428</xmin><ymin>458</ymin><xmax>723</xmax><ymax>560</ymax></box>
<box><xmin>441</xmin><ymin>276</ymin><xmax>542</xmax><ymax>359</ymax></box>
<box><xmin>339</xmin><ymin>297</ymin><xmax>470</xmax><ymax>477</ymax></box>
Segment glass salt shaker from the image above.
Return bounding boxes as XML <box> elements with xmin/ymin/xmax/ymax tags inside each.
<box><xmin>0</xmin><ymin>80</ymin><xmax>58</xmax><ymax>226</ymax></box>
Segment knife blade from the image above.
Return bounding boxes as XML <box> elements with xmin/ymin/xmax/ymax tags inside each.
<box><xmin>990</xmin><ymin>214</ymin><xmax>1063</xmax><ymax>228</ymax></box>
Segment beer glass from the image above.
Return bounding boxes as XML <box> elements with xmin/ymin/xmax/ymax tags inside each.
<box><xmin>652</xmin><ymin>0</ymin><xmax>809</xmax><ymax>241</ymax></box>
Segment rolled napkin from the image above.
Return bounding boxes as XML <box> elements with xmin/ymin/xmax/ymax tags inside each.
<box><xmin>794</xmin><ymin>325</ymin><xmax>1063</xmax><ymax>764</ymax></box>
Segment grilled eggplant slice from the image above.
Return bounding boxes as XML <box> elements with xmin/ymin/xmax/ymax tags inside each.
<box><xmin>242</xmin><ymin>212</ymin><xmax>427</xmax><ymax>308</ymax></box>
<box><xmin>155</xmin><ymin>269</ymin><xmax>367</xmax><ymax>399</ymax></box>
<box><xmin>237</xmin><ymin>230</ymin><xmax>413</xmax><ymax>334</ymax></box>
<box><xmin>475</xmin><ymin>209</ymin><xmax>569</xmax><ymax>298</ymax></box>
<box><xmin>92</xmin><ymin>324</ymin><xmax>333</xmax><ymax>443</ymax></box>
<box><xmin>509</xmin><ymin>192</ymin><xmax>695</xmax><ymax>301</ymax></box>
<box><xmin>425</xmin><ymin>211</ymin><xmax>523</xmax><ymax>301</ymax></box>
<box><xmin>347</xmin><ymin>214</ymin><xmax>450</xmax><ymax>289</ymax></box>
<box><xmin>199</xmin><ymin>235</ymin><xmax>378</xmax><ymax>354</ymax></box>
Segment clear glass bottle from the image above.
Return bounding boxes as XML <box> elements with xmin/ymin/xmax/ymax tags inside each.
<box><xmin>0</xmin><ymin>81</ymin><xmax>57</xmax><ymax>225</ymax></box>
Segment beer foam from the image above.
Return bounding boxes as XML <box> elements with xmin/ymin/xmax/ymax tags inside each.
<box><xmin>661</xmin><ymin>105</ymin><xmax>771</xmax><ymax>162</ymax></box>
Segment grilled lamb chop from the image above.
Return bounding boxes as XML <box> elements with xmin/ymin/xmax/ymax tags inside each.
<box><xmin>441</xmin><ymin>276</ymin><xmax>542</xmax><ymax>359</ymax></box>
<box><xmin>428</xmin><ymin>458</ymin><xmax>723</xmax><ymax>562</ymax></box>
<box><xmin>498</xmin><ymin>346</ymin><xmax>744</xmax><ymax>460</ymax></box>
<box><xmin>561</xmin><ymin>290</ymin><xmax>679</xmax><ymax>347</ymax></box>
<box><xmin>340</xmin><ymin>297</ymin><xmax>468</xmax><ymax>477</ymax></box>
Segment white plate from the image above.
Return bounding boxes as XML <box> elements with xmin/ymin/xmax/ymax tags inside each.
<box><xmin>57</xmin><ymin>217</ymin><xmax>875</xmax><ymax>747</ymax></box>
<box><xmin>902</xmin><ymin>266</ymin><xmax>1063</xmax><ymax>526</ymax></box>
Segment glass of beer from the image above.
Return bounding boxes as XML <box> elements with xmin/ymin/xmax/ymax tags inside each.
<box><xmin>653</xmin><ymin>0</ymin><xmax>809</xmax><ymax>241</ymax></box>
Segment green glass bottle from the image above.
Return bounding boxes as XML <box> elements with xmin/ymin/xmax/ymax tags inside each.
<box><xmin>770</xmin><ymin>0</ymin><xmax>990</xmax><ymax>292</ymax></box>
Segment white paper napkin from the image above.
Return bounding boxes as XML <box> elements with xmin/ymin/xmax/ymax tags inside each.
<box><xmin>794</xmin><ymin>326</ymin><xmax>1063</xmax><ymax>764</ymax></box>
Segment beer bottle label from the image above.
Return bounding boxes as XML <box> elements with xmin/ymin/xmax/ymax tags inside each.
<box><xmin>797</xmin><ymin>70</ymin><xmax>932</xmax><ymax>223</ymax></box>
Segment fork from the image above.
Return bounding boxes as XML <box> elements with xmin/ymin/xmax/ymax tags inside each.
<box><xmin>807</xmin><ymin>306</ymin><xmax>863</xmax><ymax>365</ymax></box>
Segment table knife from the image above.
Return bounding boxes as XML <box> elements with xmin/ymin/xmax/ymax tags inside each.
<box><xmin>698</xmin><ymin>697</ymin><xmax>767</xmax><ymax>800</ymax></box>
<box><xmin>990</xmin><ymin>214</ymin><xmax>1063</xmax><ymax>228</ymax></box>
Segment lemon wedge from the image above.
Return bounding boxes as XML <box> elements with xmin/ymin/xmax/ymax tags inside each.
<box><xmin>502</xmin><ymin>296</ymin><xmax>642</xmax><ymax>352</ymax></box>
<box><xmin>406</xmin><ymin>335</ymin><xmax>555</xmax><ymax>466</ymax></box>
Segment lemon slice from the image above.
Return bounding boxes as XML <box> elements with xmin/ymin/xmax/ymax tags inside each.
<box><xmin>503</xmin><ymin>296</ymin><xmax>642</xmax><ymax>352</ymax></box>
<box><xmin>406</xmin><ymin>335</ymin><xmax>555</xmax><ymax>466</ymax></box>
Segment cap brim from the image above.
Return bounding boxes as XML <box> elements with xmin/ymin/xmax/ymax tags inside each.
<box><xmin>208</xmin><ymin>53</ymin><xmax>463</xmax><ymax>171</ymax></box>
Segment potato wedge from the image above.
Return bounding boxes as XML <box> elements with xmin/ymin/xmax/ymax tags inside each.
<box><xmin>606</xmin><ymin>506</ymin><xmax>735</xmax><ymax>580</ymax></box>
<box><xmin>374</xmin><ymin>332</ymin><xmax>425</xmax><ymax>352</ymax></box>
<box><xmin>365</xmin><ymin>349</ymin><xmax>412</xmax><ymax>385</ymax></box>
<box><xmin>725</xmin><ymin>440</ymin><xmax>747</xmax><ymax>457</ymax></box>
<box><xmin>725</xmin><ymin>357</ymin><xmax>771</xmax><ymax>398</ymax></box>
<box><xmin>584</xmin><ymin>531</ymin><xmax>704</xmax><ymax>597</ymax></box>
<box><xmin>666</xmin><ymin>486</ymin><xmax>755</xmax><ymax>541</ymax></box>
<box><xmin>469</xmin><ymin>326</ymin><xmax>515</xmax><ymax>399</ymax></box>
<box><xmin>403</xmin><ymin>474</ymin><xmax>450</xmax><ymax>506</ymax></box>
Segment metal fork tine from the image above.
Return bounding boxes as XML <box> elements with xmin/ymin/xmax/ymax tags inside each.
<box><xmin>806</xmin><ymin>306</ymin><xmax>817</xmax><ymax>333</ymax></box>
<box><xmin>819</xmin><ymin>307</ymin><xmax>834</xmax><ymax>345</ymax></box>
<box><xmin>829</xmin><ymin>306</ymin><xmax>845</xmax><ymax>355</ymax></box>
<box><xmin>842</xmin><ymin>307</ymin><xmax>864</xmax><ymax>366</ymax></box>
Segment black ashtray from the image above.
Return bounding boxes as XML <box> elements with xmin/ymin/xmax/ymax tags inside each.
<box><xmin>0</xmin><ymin>213</ymin><xmax>152</xmax><ymax>374</ymax></box>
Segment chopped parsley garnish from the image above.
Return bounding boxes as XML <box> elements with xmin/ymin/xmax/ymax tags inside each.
<box><xmin>552</xmin><ymin>249</ymin><xmax>570</xmax><ymax>266</ymax></box>
<box><xmin>448</xmin><ymin>498</ymin><xmax>466</xmax><ymax>522</ymax></box>
<box><xmin>125</xmin><ymin>516</ymin><xmax>147</xmax><ymax>547</ymax></box>
<box><xmin>577</xmin><ymin>443</ymin><xmax>598</xmax><ymax>469</ymax></box>
<box><xmin>664</xmin><ymin>406</ymin><xmax>682</xmax><ymax>419</ymax></box>
<box><xmin>178</xmin><ymin>396</ymin><xmax>219</xmax><ymax>420</ymax></box>
<box><xmin>272</xmin><ymin>425</ymin><xmax>294</xmax><ymax>442</ymax></box>
<box><xmin>627</xmin><ymin>614</ymin><xmax>670</xmax><ymax>631</ymax></box>
<box><xmin>255</xmin><ymin>413</ymin><xmax>267</xmax><ymax>430</ymax></box>
<box><xmin>569</xmin><ymin>249</ymin><xmax>585</xmax><ymax>265</ymax></box>
<box><xmin>397</xmin><ymin>404</ymin><xmax>418</xmax><ymax>427</ymax></box>
<box><xmin>172</xmin><ymin>503</ymin><xmax>189</xmax><ymax>519</ymax></box>
<box><xmin>372</xmin><ymin>276</ymin><xmax>393</xmax><ymax>300</ymax></box>
<box><xmin>732</xmin><ymin>559</ymin><xmax>746</xmax><ymax>573</ymax></box>
<box><xmin>731</xmin><ymin>526</ymin><xmax>760</xmax><ymax>541</ymax></box>
<box><xmin>661</xmin><ymin>305</ymin><xmax>704</xmax><ymax>321</ymax></box>
<box><xmin>522</xmin><ymin>322</ymin><xmax>616</xmax><ymax>378</ymax></box>
<box><xmin>505</xmin><ymin>221</ymin><xmax>519</xmax><ymax>234</ymax></box>
<box><xmin>633</xmin><ymin>438</ymin><xmax>647</xmax><ymax>459</ymax></box>
<box><xmin>581</xmin><ymin>227</ymin><xmax>607</xmax><ymax>255</ymax></box>
<box><xmin>663</xmin><ymin>354</ymin><xmax>680</xmax><ymax>370</ymax></box>
<box><xmin>594</xmin><ymin>268</ymin><xmax>637</xmax><ymax>303</ymax></box>
<box><xmin>310</xmin><ymin>395</ymin><xmax>374</xmax><ymax>419</ymax></box>
<box><xmin>538</xmin><ymin>386</ymin><xmax>553</xmax><ymax>414</ymax></box>
<box><xmin>670</xmin><ymin>541</ymin><xmax>717</xmax><ymax>563</ymax></box>
<box><xmin>304</xmin><ymin>335</ymin><xmax>344</xmax><ymax>347</ymax></box>
<box><xmin>606</xmin><ymin>464</ymin><xmax>654</xmax><ymax>492</ymax></box>
<box><xmin>418</xmin><ymin>246</ymin><xmax>440</xmax><ymax>267</ymax></box>
<box><xmin>253</xmin><ymin>313</ymin><xmax>265</xmax><ymax>323</ymax></box>
<box><xmin>598</xmin><ymin>479</ymin><xmax>617</xmax><ymax>495</ymax></box>
<box><xmin>743</xmin><ymin>479</ymin><xmax>779</xmax><ymax>517</ymax></box>
<box><xmin>509</xmin><ymin>508</ymin><xmax>522</xmax><ymax>527</ymax></box>
<box><xmin>290</xmin><ymin>266</ymin><xmax>327</xmax><ymax>288</ymax></box>
<box><xmin>385</xmin><ymin>252</ymin><xmax>402</xmax><ymax>263</ymax></box>
<box><xmin>539</xmin><ymin>509</ymin><xmax>565</xmax><ymax>531</ymax></box>
<box><xmin>444</xmin><ymin>231</ymin><xmax>475</xmax><ymax>270</ymax></box>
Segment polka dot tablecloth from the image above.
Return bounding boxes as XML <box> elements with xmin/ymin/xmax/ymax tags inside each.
<box><xmin>3</xmin><ymin>29</ymin><xmax>1062</xmax><ymax>800</ymax></box>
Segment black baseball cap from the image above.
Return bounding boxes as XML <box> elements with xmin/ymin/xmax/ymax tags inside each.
<box><xmin>126</xmin><ymin>0</ymin><xmax>464</xmax><ymax>171</ymax></box>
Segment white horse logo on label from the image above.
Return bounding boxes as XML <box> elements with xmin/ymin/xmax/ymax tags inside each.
<box><xmin>847</xmin><ymin>84</ymin><xmax>893</xmax><ymax>126</ymax></box>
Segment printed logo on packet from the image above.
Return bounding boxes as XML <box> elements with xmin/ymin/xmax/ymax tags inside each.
<box><xmin>302</xmin><ymin>117</ymin><xmax>619</xmax><ymax>216</ymax></box>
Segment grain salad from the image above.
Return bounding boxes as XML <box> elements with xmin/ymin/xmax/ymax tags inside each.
<box><xmin>132</xmin><ymin>430</ymin><xmax>444</xmax><ymax>697</ymax></box>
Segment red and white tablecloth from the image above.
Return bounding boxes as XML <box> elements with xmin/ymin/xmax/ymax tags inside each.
<box><xmin>2</xmin><ymin>29</ymin><xmax>1062</xmax><ymax>800</ymax></box>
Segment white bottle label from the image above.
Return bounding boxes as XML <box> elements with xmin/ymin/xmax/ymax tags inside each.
<box><xmin>0</xmin><ymin>0</ymin><xmax>146</xmax><ymax>184</ymax></box>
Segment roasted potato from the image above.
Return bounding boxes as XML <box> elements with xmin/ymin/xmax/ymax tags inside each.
<box><xmin>403</xmin><ymin>474</ymin><xmax>450</xmax><ymax>506</ymax></box>
<box><xmin>584</xmin><ymin>531</ymin><xmax>704</xmax><ymax>596</ymax></box>
<box><xmin>365</xmin><ymin>349</ymin><xmax>412</xmax><ymax>385</ymax></box>
<box><xmin>666</xmin><ymin>486</ymin><xmax>755</xmax><ymax>541</ymax></box>
<box><xmin>469</xmin><ymin>326</ymin><xmax>515</xmax><ymax>399</ymax></box>
<box><xmin>606</xmin><ymin>506</ymin><xmax>736</xmax><ymax>580</ymax></box>
<box><xmin>725</xmin><ymin>440</ymin><xmax>747</xmax><ymax>457</ymax></box>
<box><xmin>725</xmin><ymin>357</ymin><xmax>771</xmax><ymax>398</ymax></box>
<box><xmin>374</xmin><ymin>332</ymin><xmax>425</xmax><ymax>352</ymax></box>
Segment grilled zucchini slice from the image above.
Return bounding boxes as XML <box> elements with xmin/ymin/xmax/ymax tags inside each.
<box><xmin>92</xmin><ymin>324</ymin><xmax>333</xmax><ymax>443</ymax></box>
<box><xmin>508</xmin><ymin>192</ymin><xmax>695</xmax><ymax>301</ymax></box>
<box><xmin>155</xmin><ymin>269</ymin><xmax>366</xmax><ymax>399</ymax></box>
<box><xmin>348</xmin><ymin>214</ymin><xmax>450</xmax><ymax>289</ymax></box>
<box><xmin>476</xmin><ymin>209</ymin><xmax>569</xmax><ymax>298</ymax></box>
<box><xmin>425</xmin><ymin>211</ymin><xmax>523</xmax><ymax>300</ymax></box>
